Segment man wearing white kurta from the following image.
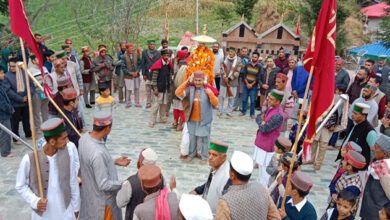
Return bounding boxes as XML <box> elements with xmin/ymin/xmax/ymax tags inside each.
<box><xmin>190</xmin><ymin>141</ymin><xmax>231</xmax><ymax>216</ymax></box>
<box><xmin>15</xmin><ymin>118</ymin><xmax>80</xmax><ymax>220</ymax></box>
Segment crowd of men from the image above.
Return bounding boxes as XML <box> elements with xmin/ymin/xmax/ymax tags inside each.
<box><xmin>0</xmin><ymin>34</ymin><xmax>390</xmax><ymax>220</ymax></box>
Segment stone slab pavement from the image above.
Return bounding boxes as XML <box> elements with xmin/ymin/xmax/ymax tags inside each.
<box><xmin>0</xmin><ymin>86</ymin><xmax>341</xmax><ymax>220</ymax></box>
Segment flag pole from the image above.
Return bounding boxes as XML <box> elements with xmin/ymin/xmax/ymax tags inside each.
<box><xmin>19</xmin><ymin>37</ymin><xmax>44</xmax><ymax>199</ymax></box>
<box><xmin>16</xmin><ymin>62</ymin><xmax>82</xmax><ymax>137</ymax></box>
<box><xmin>281</xmin><ymin>65</ymin><xmax>314</xmax><ymax>208</ymax></box>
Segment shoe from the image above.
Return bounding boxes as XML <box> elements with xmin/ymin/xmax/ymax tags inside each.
<box><xmin>90</xmin><ymin>102</ymin><xmax>95</xmax><ymax>105</ymax></box>
<box><xmin>227</xmin><ymin>114</ymin><xmax>233</xmax><ymax>118</ymax></box>
<box><xmin>145</xmin><ymin>104</ymin><xmax>151</xmax><ymax>109</ymax></box>
<box><xmin>239</xmin><ymin>113</ymin><xmax>245</xmax><ymax>117</ymax></box>
<box><xmin>135</xmin><ymin>104</ymin><xmax>142</xmax><ymax>108</ymax></box>
<box><xmin>314</xmin><ymin>164</ymin><xmax>321</xmax><ymax>171</ymax></box>
<box><xmin>172</xmin><ymin>122</ymin><xmax>178</xmax><ymax>128</ymax></box>
<box><xmin>119</xmin><ymin>100</ymin><xmax>123</xmax><ymax>104</ymax></box>
<box><xmin>195</xmin><ymin>153</ymin><xmax>201</xmax><ymax>159</ymax></box>
<box><xmin>302</xmin><ymin>161</ymin><xmax>314</xmax><ymax>165</ymax></box>
<box><xmin>185</xmin><ymin>157</ymin><xmax>193</xmax><ymax>162</ymax></box>
<box><xmin>86</xmin><ymin>104</ymin><xmax>92</xmax><ymax>108</ymax></box>
<box><xmin>5</xmin><ymin>153</ymin><xmax>16</xmax><ymax>158</ymax></box>
<box><xmin>200</xmin><ymin>160</ymin><xmax>207</xmax><ymax>165</ymax></box>
<box><xmin>26</xmin><ymin>136</ymin><xmax>32</xmax><ymax>140</ymax></box>
<box><xmin>180</xmin><ymin>154</ymin><xmax>187</xmax><ymax>159</ymax></box>
<box><xmin>14</xmin><ymin>141</ymin><xmax>22</xmax><ymax>145</ymax></box>
<box><xmin>250</xmin><ymin>115</ymin><xmax>256</xmax><ymax>119</ymax></box>
<box><xmin>125</xmin><ymin>105</ymin><xmax>131</xmax><ymax>109</ymax></box>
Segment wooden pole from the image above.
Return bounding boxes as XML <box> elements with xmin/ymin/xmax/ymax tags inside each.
<box><xmin>16</xmin><ymin>62</ymin><xmax>82</xmax><ymax>137</ymax></box>
<box><xmin>19</xmin><ymin>38</ymin><xmax>44</xmax><ymax>199</ymax></box>
<box><xmin>280</xmin><ymin>65</ymin><xmax>314</xmax><ymax>208</ymax></box>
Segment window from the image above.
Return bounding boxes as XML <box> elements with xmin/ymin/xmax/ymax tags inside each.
<box><xmin>266</xmin><ymin>50</ymin><xmax>269</xmax><ymax>54</ymax></box>
<box><xmin>261</xmin><ymin>50</ymin><xmax>264</xmax><ymax>53</ymax></box>
<box><xmin>293</xmin><ymin>46</ymin><xmax>299</xmax><ymax>55</ymax></box>
<box><xmin>277</xmin><ymin>27</ymin><xmax>283</xmax><ymax>39</ymax></box>
<box><xmin>256</xmin><ymin>44</ymin><xmax>261</xmax><ymax>48</ymax></box>
<box><xmin>271</xmin><ymin>50</ymin><xmax>274</xmax><ymax>55</ymax></box>
<box><xmin>239</xmin><ymin>24</ymin><xmax>245</xmax><ymax>37</ymax></box>
<box><xmin>249</xmin><ymin>49</ymin><xmax>252</xmax><ymax>54</ymax></box>
<box><xmin>237</xmin><ymin>48</ymin><xmax>241</xmax><ymax>54</ymax></box>
<box><xmin>222</xmin><ymin>33</ymin><xmax>228</xmax><ymax>38</ymax></box>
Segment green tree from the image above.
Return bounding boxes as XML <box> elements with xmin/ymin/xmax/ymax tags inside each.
<box><xmin>377</xmin><ymin>0</ymin><xmax>390</xmax><ymax>47</ymax></box>
<box><xmin>234</xmin><ymin>0</ymin><xmax>258</xmax><ymax>23</ymax></box>
<box><xmin>299</xmin><ymin>0</ymin><xmax>350</xmax><ymax>53</ymax></box>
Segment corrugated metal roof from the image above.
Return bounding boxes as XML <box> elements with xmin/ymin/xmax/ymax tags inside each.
<box><xmin>349</xmin><ymin>42</ymin><xmax>390</xmax><ymax>61</ymax></box>
<box><xmin>360</xmin><ymin>2</ymin><xmax>390</xmax><ymax>18</ymax></box>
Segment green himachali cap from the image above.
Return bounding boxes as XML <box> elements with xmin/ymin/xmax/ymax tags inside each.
<box><xmin>267</xmin><ymin>56</ymin><xmax>273</xmax><ymax>59</ymax></box>
<box><xmin>161</xmin><ymin>49</ymin><xmax>169</xmax><ymax>55</ymax></box>
<box><xmin>275</xmin><ymin>136</ymin><xmax>291</xmax><ymax>152</ymax></box>
<box><xmin>378</xmin><ymin>55</ymin><xmax>387</xmax><ymax>60</ymax></box>
<box><xmin>209</xmin><ymin>140</ymin><xmax>228</xmax><ymax>153</ymax></box>
<box><xmin>56</xmin><ymin>51</ymin><xmax>66</xmax><ymax>59</ymax></box>
<box><xmin>147</xmin><ymin>40</ymin><xmax>155</xmax><ymax>44</ymax></box>
<box><xmin>41</xmin><ymin>118</ymin><xmax>66</xmax><ymax>137</ymax></box>
<box><xmin>61</xmin><ymin>45</ymin><xmax>70</xmax><ymax>49</ymax></box>
<box><xmin>229</xmin><ymin>46</ymin><xmax>236</xmax><ymax>51</ymax></box>
<box><xmin>353</xmin><ymin>103</ymin><xmax>370</xmax><ymax>114</ymax></box>
<box><xmin>270</xmin><ymin>89</ymin><xmax>284</xmax><ymax>101</ymax></box>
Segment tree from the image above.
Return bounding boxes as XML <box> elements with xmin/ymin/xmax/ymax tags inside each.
<box><xmin>377</xmin><ymin>0</ymin><xmax>390</xmax><ymax>47</ymax></box>
<box><xmin>234</xmin><ymin>0</ymin><xmax>258</xmax><ymax>23</ymax></box>
<box><xmin>299</xmin><ymin>0</ymin><xmax>350</xmax><ymax>54</ymax></box>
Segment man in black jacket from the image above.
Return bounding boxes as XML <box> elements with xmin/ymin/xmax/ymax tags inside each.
<box><xmin>141</xmin><ymin>40</ymin><xmax>161</xmax><ymax>109</ymax></box>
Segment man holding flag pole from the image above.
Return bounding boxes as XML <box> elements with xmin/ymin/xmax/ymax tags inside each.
<box><xmin>279</xmin><ymin>0</ymin><xmax>337</xmax><ymax>216</ymax></box>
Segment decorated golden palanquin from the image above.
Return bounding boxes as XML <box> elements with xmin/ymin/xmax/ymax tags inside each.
<box><xmin>184</xmin><ymin>25</ymin><xmax>216</xmax><ymax>85</ymax></box>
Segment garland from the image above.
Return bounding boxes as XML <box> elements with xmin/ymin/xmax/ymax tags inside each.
<box><xmin>185</xmin><ymin>45</ymin><xmax>215</xmax><ymax>85</ymax></box>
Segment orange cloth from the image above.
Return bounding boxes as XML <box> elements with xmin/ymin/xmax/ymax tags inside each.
<box><xmin>104</xmin><ymin>205</ymin><xmax>114</xmax><ymax>220</ymax></box>
<box><xmin>175</xmin><ymin>81</ymin><xmax>219</xmax><ymax>121</ymax></box>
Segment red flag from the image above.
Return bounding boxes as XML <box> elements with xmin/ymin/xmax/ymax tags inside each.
<box><xmin>165</xmin><ymin>11</ymin><xmax>169</xmax><ymax>41</ymax></box>
<box><xmin>301</xmin><ymin>0</ymin><xmax>336</xmax><ymax>161</ymax></box>
<box><xmin>9</xmin><ymin>0</ymin><xmax>52</xmax><ymax>98</ymax></box>
<box><xmin>295</xmin><ymin>15</ymin><xmax>301</xmax><ymax>36</ymax></box>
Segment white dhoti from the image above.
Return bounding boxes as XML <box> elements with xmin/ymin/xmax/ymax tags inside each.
<box><xmin>180</xmin><ymin>123</ymin><xmax>190</xmax><ymax>155</ymax></box>
<box><xmin>253</xmin><ymin>147</ymin><xmax>275</xmax><ymax>187</ymax></box>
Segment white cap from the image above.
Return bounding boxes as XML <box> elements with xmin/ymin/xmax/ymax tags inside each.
<box><xmin>230</xmin><ymin>151</ymin><xmax>253</xmax><ymax>175</ymax></box>
<box><xmin>140</xmin><ymin>148</ymin><xmax>158</xmax><ymax>165</ymax></box>
<box><xmin>179</xmin><ymin>194</ymin><xmax>213</xmax><ymax>220</ymax></box>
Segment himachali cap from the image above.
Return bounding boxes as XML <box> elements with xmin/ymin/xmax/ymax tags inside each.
<box><xmin>147</xmin><ymin>40</ymin><xmax>156</xmax><ymax>44</ymax></box>
<box><xmin>179</xmin><ymin>194</ymin><xmax>213</xmax><ymax>220</ymax></box>
<box><xmin>98</xmin><ymin>45</ymin><xmax>107</xmax><ymax>52</ymax></box>
<box><xmin>344</xmin><ymin>141</ymin><xmax>362</xmax><ymax>153</ymax></box>
<box><xmin>193</xmin><ymin>71</ymin><xmax>205</xmax><ymax>79</ymax></box>
<box><xmin>161</xmin><ymin>49</ymin><xmax>169</xmax><ymax>55</ymax></box>
<box><xmin>125</xmin><ymin>43</ymin><xmax>133</xmax><ymax>49</ymax></box>
<box><xmin>41</xmin><ymin>118</ymin><xmax>66</xmax><ymax>137</ymax></box>
<box><xmin>30</xmin><ymin>54</ymin><xmax>36</xmax><ymax>60</ymax></box>
<box><xmin>229</xmin><ymin>46</ymin><xmax>236</xmax><ymax>51</ymax></box>
<box><xmin>353</xmin><ymin>103</ymin><xmax>370</xmax><ymax>114</ymax></box>
<box><xmin>291</xmin><ymin>170</ymin><xmax>313</xmax><ymax>192</ymax></box>
<box><xmin>56</xmin><ymin>50</ymin><xmax>67</xmax><ymax>59</ymax></box>
<box><xmin>379</xmin><ymin>55</ymin><xmax>387</xmax><ymax>60</ymax></box>
<box><xmin>336</xmin><ymin>58</ymin><xmax>345</xmax><ymax>65</ymax></box>
<box><xmin>364</xmin><ymin>84</ymin><xmax>377</xmax><ymax>92</ymax></box>
<box><xmin>276</xmin><ymin>73</ymin><xmax>288</xmax><ymax>81</ymax></box>
<box><xmin>93</xmin><ymin>107</ymin><xmax>113</xmax><ymax>126</ymax></box>
<box><xmin>289</xmin><ymin>55</ymin><xmax>297</xmax><ymax>62</ymax></box>
<box><xmin>61</xmin><ymin>88</ymin><xmax>78</xmax><ymax>100</ymax></box>
<box><xmin>281</xmin><ymin>152</ymin><xmax>298</xmax><ymax>168</ymax></box>
<box><xmin>230</xmin><ymin>151</ymin><xmax>253</xmax><ymax>175</ymax></box>
<box><xmin>344</xmin><ymin>150</ymin><xmax>366</xmax><ymax>169</ymax></box>
<box><xmin>267</xmin><ymin>55</ymin><xmax>273</xmax><ymax>59</ymax></box>
<box><xmin>376</xmin><ymin>135</ymin><xmax>390</xmax><ymax>155</ymax></box>
<box><xmin>209</xmin><ymin>140</ymin><xmax>228</xmax><ymax>154</ymax></box>
<box><xmin>275</xmin><ymin>136</ymin><xmax>292</xmax><ymax>152</ymax></box>
<box><xmin>57</xmin><ymin>76</ymin><xmax>70</xmax><ymax>87</ymax></box>
<box><xmin>138</xmin><ymin>148</ymin><xmax>158</xmax><ymax>165</ymax></box>
<box><xmin>177</xmin><ymin>50</ymin><xmax>187</xmax><ymax>59</ymax></box>
<box><xmin>81</xmin><ymin>46</ymin><xmax>89</xmax><ymax>52</ymax></box>
<box><xmin>270</xmin><ymin>89</ymin><xmax>284</xmax><ymax>101</ymax></box>
<box><xmin>138</xmin><ymin>164</ymin><xmax>162</xmax><ymax>188</ymax></box>
<box><xmin>61</xmin><ymin>44</ymin><xmax>70</xmax><ymax>49</ymax></box>
<box><xmin>360</xmin><ymin>66</ymin><xmax>366</xmax><ymax>70</ymax></box>
<box><xmin>119</xmin><ymin>40</ymin><xmax>127</xmax><ymax>45</ymax></box>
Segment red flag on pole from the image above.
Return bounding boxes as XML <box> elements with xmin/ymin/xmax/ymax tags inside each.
<box><xmin>301</xmin><ymin>0</ymin><xmax>337</xmax><ymax>162</ymax></box>
<box><xmin>295</xmin><ymin>15</ymin><xmax>301</xmax><ymax>36</ymax></box>
<box><xmin>9</xmin><ymin>0</ymin><xmax>52</xmax><ymax>98</ymax></box>
<box><xmin>165</xmin><ymin>11</ymin><xmax>169</xmax><ymax>41</ymax></box>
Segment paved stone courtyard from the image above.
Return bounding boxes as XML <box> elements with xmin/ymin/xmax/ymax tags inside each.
<box><xmin>0</xmin><ymin>86</ymin><xmax>341</xmax><ymax>220</ymax></box>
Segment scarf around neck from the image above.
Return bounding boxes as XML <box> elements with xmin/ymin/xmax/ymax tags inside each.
<box><xmin>15</xmin><ymin>67</ymin><xmax>25</xmax><ymax>93</ymax></box>
<box><xmin>155</xmin><ymin>188</ymin><xmax>171</xmax><ymax>220</ymax></box>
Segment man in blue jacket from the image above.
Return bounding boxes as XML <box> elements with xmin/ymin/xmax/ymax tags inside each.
<box><xmin>0</xmin><ymin>66</ymin><xmax>15</xmax><ymax>157</ymax></box>
<box><xmin>3</xmin><ymin>58</ymin><xmax>35</xmax><ymax>145</ymax></box>
<box><xmin>291</xmin><ymin>65</ymin><xmax>310</xmax><ymax>99</ymax></box>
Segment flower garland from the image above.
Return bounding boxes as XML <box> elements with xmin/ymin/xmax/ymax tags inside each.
<box><xmin>185</xmin><ymin>45</ymin><xmax>215</xmax><ymax>85</ymax></box>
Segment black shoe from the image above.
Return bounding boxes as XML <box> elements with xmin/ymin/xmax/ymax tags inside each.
<box><xmin>86</xmin><ymin>104</ymin><xmax>92</xmax><ymax>108</ymax></box>
<box><xmin>90</xmin><ymin>102</ymin><xmax>95</xmax><ymax>105</ymax></box>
